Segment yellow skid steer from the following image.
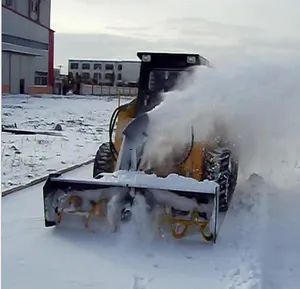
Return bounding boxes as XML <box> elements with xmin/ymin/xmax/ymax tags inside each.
<box><xmin>43</xmin><ymin>52</ymin><xmax>239</xmax><ymax>243</ymax></box>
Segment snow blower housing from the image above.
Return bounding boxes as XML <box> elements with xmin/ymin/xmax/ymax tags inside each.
<box><xmin>43</xmin><ymin>52</ymin><xmax>238</xmax><ymax>243</ymax></box>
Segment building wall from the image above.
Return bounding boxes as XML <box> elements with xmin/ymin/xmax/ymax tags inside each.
<box><xmin>2</xmin><ymin>51</ymin><xmax>36</xmax><ymax>93</ymax></box>
<box><xmin>68</xmin><ymin>59</ymin><xmax>141</xmax><ymax>85</ymax></box>
<box><xmin>37</xmin><ymin>0</ymin><xmax>51</xmax><ymax>27</ymax></box>
<box><xmin>2</xmin><ymin>0</ymin><xmax>51</xmax><ymax>26</ymax></box>
<box><xmin>2</xmin><ymin>51</ymin><xmax>10</xmax><ymax>93</ymax></box>
<box><xmin>2</xmin><ymin>0</ymin><xmax>50</xmax><ymax>41</ymax></box>
<box><xmin>2</xmin><ymin>52</ymin><xmax>10</xmax><ymax>85</ymax></box>
<box><xmin>2</xmin><ymin>0</ymin><xmax>54</xmax><ymax>94</ymax></box>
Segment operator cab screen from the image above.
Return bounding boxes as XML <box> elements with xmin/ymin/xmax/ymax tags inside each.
<box><xmin>148</xmin><ymin>69</ymin><xmax>190</xmax><ymax>93</ymax></box>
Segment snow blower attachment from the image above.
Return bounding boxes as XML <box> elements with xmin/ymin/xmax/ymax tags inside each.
<box><xmin>43</xmin><ymin>172</ymin><xmax>220</xmax><ymax>242</ymax></box>
<box><xmin>43</xmin><ymin>52</ymin><xmax>238</xmax><ymax>244</ymax></box>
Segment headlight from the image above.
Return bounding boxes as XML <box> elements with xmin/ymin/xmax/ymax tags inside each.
<box><xmin>187</xmin><ymin>56</ymin><xmax>196</xmax><ymax>64</ymax></box>
<box><xmin>142</xmin><ymin>54</ymin><xmax>151</xmax><ymax>62</ymax></box>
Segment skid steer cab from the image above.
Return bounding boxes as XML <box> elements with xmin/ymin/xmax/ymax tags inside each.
<box><xmin>43</xmin><ymin>51</ymin><xmax>238</xmax><ymax>244</ymax></box>
<box><xmin>134</xmin><ymin>52</ymin><xmax>210</xmax><ymax>115</ymax></box>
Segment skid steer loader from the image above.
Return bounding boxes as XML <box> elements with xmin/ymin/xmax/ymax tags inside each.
<box><xmin>43</xmin><ymin>52</ymin><xmax>239</xmax><ymax>243</ymax></box>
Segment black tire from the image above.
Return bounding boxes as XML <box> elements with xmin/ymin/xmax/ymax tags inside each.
<box><xmin>204</xmin><ymin>147</ymin><xmax>239</xmax><ymax>212</ymax></box>
<box><xmin>93</xmin><ymin>142</ymin><xmax>115</xmax><ymax>178</ymax></box>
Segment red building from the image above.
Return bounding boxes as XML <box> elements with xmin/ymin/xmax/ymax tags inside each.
<box><xmin>2</xmin><ymin>0</ymin><xmax>54</xmax><ymax>94</ymax></box>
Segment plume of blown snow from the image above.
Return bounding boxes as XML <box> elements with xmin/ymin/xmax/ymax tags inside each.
<box><xmin>143</xmin><ymin>57</ymin><xmax>300</xmax><ymax>189</ymax></box>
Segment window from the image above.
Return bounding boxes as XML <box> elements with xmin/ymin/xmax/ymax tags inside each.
<box><xmin>105</xmin><ymin>73</ymin><xmax>112</xmax><ymax>80</ymax></box>
<box><xmin>31</xmin><ymin>0</ymin><xmax>38</xmax><ymax>12</ymax></box>
<box><xmin>93</xmin><ymin>73</ymin><xmax>101</xmax><ymax>80</ymax></box>
<box><xmin>94</xmin><ymin>64</ymin><xmax>102</xmax><ymax>70</ymax></box>
<box><xmin>82</xmin><ymin>63</ymin><xmax>90</xmax><ymax>70</ymax></box>
<box><xmin>105</xmin><ymin>64</ymin><xmax>114</xmax><ymax>70</ymax></box>
<box><xmin>81</xmin><ymin>72</ymin><xmax>90</xmax><ymax>79</ymax></box>
<box><xmin>70</xmin><ymin>63</ymin><xmax>79</xmax><ymax>69</ymax></box>
<box><xmin>148</xmin><ymin>69</ymin><xmax>188</xmax><ymax>93</ymax></box>
<box><xmin>35</xmin><ymin>71</ymin><xmax>48</xmax><ymax>86</ymax></box>
<box><xmin>2</xmin><ymin>34</ymin><xmax>48</xmax><ymax>50</ymax></box>
<box><xmin>117</xmin><ymin>64</ymin><xmax>122</xmax><ymax>71</ymax></box>
<box><xmin>5</xmin><ymin>0</ymin><xmax>13</xmax><ymax>6</ymax></box>
<box><xmin>29</xmin><ymin>0</ymin><xmax>40</xmax><ymax>22</ymax></box>
<box><xmin>117</xmin><ymin>74</ymin><xmax>122</xmax><ymax>80</ymax></box>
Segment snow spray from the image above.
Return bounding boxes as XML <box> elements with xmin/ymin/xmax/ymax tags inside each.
<box><xmin>143</xmin><ymin>57</ymin><xmax>300</xmax><ymax>188</ymax></box>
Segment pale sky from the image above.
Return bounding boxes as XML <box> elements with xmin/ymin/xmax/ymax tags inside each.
<box><xmin>51</xmin><ymin>0</ymin><xmax>300</xmax><ymax>73</ymax></box>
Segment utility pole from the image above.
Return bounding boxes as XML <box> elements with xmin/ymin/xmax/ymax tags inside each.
<box><xmin>57</xmin><ymin>65</ymin><xmax>63</xmax><ymax>95</ymax></box>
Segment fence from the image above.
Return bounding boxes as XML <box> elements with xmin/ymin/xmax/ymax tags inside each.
<box><xmin>80</xmin><ymin>84</ymin><xmax>138</xmax><ymax>96</ymax></box>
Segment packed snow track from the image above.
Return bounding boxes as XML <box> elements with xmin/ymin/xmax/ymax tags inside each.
<box><xmin>2</xmin><ymin>164</ymin><xmax>300</xmax><ymax>289</ymax></box>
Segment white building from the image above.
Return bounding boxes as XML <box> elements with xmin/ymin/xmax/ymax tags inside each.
<box><xmin>2</xmin><ymin>0</ymin><xmax>54</xmax><ymax>94</ymax></box>
<box><xmin>68</xmin><ymin>59</ymin><xmax>141</xmax><ymax>85</ymax></box>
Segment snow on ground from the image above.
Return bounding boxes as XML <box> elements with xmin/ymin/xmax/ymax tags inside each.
<box><xmin>1</xmin><ymin>94</ymin><xmax>130</xmax><ymax>190</ymax></box>
<box><xmin>0</xmin><ymin>164</ymin><xmax>258</xmax><ymax>289</ymax></box>
<box><xmin>3</xmin><ymin>163</ymin><xmax>299</xmax><ymax>289</ymax></box>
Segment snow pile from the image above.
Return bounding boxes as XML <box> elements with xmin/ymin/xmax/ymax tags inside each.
<box><xmin>145</xmin><ymin>59</ymin><xmax>300</xmax><ymax>188</ymax></box>
<box><xmin>1</xmin><ymin>95</ymin><xmax>129</xmax><ymax>190</ymax></box>
<box><xmin>100</xmin><ymin>169</ymin><xmax>217</xmax><ymax>193</ymax></box>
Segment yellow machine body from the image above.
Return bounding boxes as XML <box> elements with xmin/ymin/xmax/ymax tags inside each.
<box><xmin>113</xmin><ymin>99</ymin><xmax>209</xmax><ymax>182</ymax></box>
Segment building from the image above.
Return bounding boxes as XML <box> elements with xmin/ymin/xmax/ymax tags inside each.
<box><xmin>2</xmin><ymin>0</ymin><xmax>54</xmax><ymax>94</ymax></box>
<box><xmin>68</xmin><ymin>59</ymin><xmax>141</xmax><ymax>86</ymax></box>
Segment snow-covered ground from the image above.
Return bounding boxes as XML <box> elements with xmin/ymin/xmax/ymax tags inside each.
<box><xmin>1</xmin><ymin>94</ymin><xmax>129</xmax><ymax>190</ymax></box>
<box><xmin>3</xmin><ymin>164</ymin><xmax>299</xmax><ymax>289</ymax></box>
